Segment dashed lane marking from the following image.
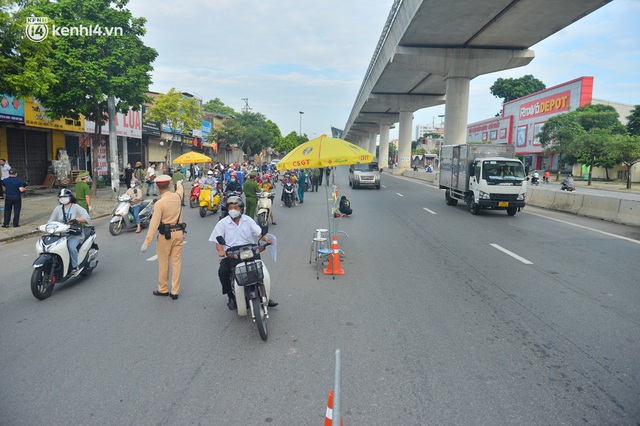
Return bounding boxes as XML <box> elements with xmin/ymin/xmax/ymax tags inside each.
<box><xmin>490</xmin><ymin>243</ymin><xmax>533</xmax><ymax>265</ymax></box>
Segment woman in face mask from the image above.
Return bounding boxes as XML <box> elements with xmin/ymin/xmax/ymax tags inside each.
<box><xmin>126</xmin><ymin>179</ymin><xmax>144</xmax><ymax>232</ymax></box>
<box><xmin>47</xmin><ymin>188</ymin><xmax>91</xmax><ymax>274</ymax></box>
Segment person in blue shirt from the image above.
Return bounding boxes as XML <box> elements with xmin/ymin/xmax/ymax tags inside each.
<box><xmin>2</xmin><ymin>168</ymin><xmax>25</xmax><ymax>228</ymax></box>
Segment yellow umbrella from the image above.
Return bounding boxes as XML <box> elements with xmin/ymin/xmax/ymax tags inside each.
<box><xmin>172</xmin><ymin>151</ymin><xmax>212</xmax><ymax>165</ymax></box>
<box><xmin>276</xmin><ymin>134</ymin><xmax>373</xmax><ymax>171</ymax></box>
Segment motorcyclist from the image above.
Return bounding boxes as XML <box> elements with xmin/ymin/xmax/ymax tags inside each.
<box><xmin>224</xmin><ymin>172</ymin><xmax>243</xmax><ymax>195</ymax></box>
<box><xmin>202</xmin><ymin>170</ymin><xmax>216</xmax><ymax>186</ymax></box>
<box><xmin>531</xmin><ymin>170</ymin><xmax>540</xmax><ymax>184</ymax></box>
<box><xmin>125</xmin><ymin>178</ymin><xmax>144</xmax><ymax>233</ymax></box>
<box><xmin>259</xmin><ymin>174</ymin><xmax>277</xmax><ymax>225</ymax></box>
<box><xmin>47</xmin><ymin>188</ymin><xmax>91</xmax><ymax>275</ymax></box>
<box><xmin>562</xmin><ymin>174</ymin><xmax>575</xmax><ymax>190</ymax></box>
<box><xmin>280</xmin><ymin>171</ymin><xmax>297</xmax><ymax>205</ymax></box>
<box><xmin>209</xmin><ymin>196</ymin><xmax>278</xmax><ymax>310</ymax></box>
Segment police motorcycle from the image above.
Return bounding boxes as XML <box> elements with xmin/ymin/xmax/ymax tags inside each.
<box><xmin>109</xmin><ymin>193</ymin><xmax>155</xmax><ymax>236</ymax></box>
<box><xmin>256</xmin><ymin>191</ymin><xmax>273</xmax><ymax>229</ymax></box>
<box><xmin>216</xmin><ymin>232</ymin><xmax>273</xmax><ymax>341</ymax></box>
<box><xmin>31</xmin><ymin>220</ymin><xmax>99</xmax><ymax>300</ymax></box>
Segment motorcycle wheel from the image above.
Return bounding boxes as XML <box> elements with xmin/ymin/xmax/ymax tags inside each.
<box><xmin>257</xmin><ymin>212</ymin><xmax>268</xmax><ymax>227</ymax></box>
<box><xmin>285</xmin><ymin>197</ymin><xmax>292</xmax><ymax>208</ymax></box>
<box><xmin>189</xmin><ymin>198</ymin><xmax>198</xmax><ymax>208</ymax></box>
<box><xmin>199</xmin><ymin>206</ymin><xmax>207</xmax><ymax>217</ymax></box>
<box><xmin>109</xmin><ymin>220</ymin><xmax>123</xmax><ymax>236</ymax></box>
<box><xmin>31</xmin><ymin>266</ymin><xmax>54</xmax><ymax>300</ymax></box>
<box><xmin>251</xmin><ymin>297</ymin><xmax>268</xmax><ymax>341</ymax></box>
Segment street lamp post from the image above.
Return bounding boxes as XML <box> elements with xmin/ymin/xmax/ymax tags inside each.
<box><xmin>299</xmin><ymin>111</ymin><xmax>304</xmax><ymax>137</ymax></box>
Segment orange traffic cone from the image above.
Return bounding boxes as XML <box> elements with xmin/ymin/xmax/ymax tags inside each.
<box><xmin>324</xmin><ymin>390</ymin><xmax>344</xmax><ymax>426</ymax></box>
<box><xmin>324</xmin><ymin>235</ymin><xmax>345</xmax><ymax>276</ymax></box>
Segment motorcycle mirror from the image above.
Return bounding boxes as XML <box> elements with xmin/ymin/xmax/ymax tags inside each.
<box><xmin>260</xmin><ymin>225</ymin><xmax>268</xmax><ymax>236</ymax></box>
<box><xmin>216</xmin><ymin>236</ymin><xmax>226</xmax><ymax>245</ymax></box>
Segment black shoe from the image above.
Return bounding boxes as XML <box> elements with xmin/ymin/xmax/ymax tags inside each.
<box><xmin>267</xmin><ymin>299</ymin><xmax>278</xmax><ymax>307</ymax></box>
<box><xmin>170</xmin><ymin>293</ymin><xmax>179</xmax><ymax>300</ymax></box>
<box><xmin>153</xmin><ymin>290</ymin><xmax>169</xmax><ymax>297</ymax></box>
<box><xmin>1</xmin><ymin>225</ymin><xmax>8</xmax><ymax>228</ymax></box>
<box><xmin>227</xmin><ymin>297</ymin><xmax>237</xmax><ymax>310</ymax></box>
<box><xmin>13</xmin><ymin>225</ymin><xmax>20</xmax><ymax>228</ymax></box>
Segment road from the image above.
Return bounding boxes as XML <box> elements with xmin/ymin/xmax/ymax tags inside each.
<box><xmin>1</xmin><ymin>168</ymin><xmax>639</xmax><ymax>425</ymax></box>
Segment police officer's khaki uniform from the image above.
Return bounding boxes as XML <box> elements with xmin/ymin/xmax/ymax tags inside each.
<box><xmin>143</xmin><ymin>176</ymin><xmax>184</xmax><ymax>296</ymax></box>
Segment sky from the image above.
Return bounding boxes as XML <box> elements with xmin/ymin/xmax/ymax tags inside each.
<box><xmin>128</xmin><ymin>0</ymin><xmax>640</xmax><ymax>142</ymax></box>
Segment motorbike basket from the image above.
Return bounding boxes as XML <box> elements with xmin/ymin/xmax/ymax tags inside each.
<box><xmin>234</xmin><ymin>260</ymin><xmax>264</xmax><ymax>286</ymax></box>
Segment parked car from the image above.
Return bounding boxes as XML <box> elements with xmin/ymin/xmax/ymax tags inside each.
<box><xmin>349</xmin><ymin>161</ymin><xmax>380</xmax><ymax>189</ymax></box>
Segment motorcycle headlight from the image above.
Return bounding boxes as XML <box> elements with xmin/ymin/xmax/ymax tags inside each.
<box><xmin>239</xmin><ymin>249</ymin><xmax>253</xmax><ymax>260</ymax></box>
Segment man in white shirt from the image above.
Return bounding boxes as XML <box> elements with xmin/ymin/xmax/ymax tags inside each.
<box><xmin>0</xmin><ymin>158</ymin><xmax>10</xmax><ymax>199</ymax></box>
<box><xmin>146</xmin><ymin>163</ymin><xmax>157</xmax><ymax>196</ymax></box>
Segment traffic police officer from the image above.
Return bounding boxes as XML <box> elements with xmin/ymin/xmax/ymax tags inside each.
<box><xmin>141</xmin><ymin>174</ymin><xmax>184</xmax><ymax>300</ymax></box>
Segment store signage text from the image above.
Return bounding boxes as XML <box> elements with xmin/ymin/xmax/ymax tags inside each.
<box><xmin>520</xmin><ymin>91</ymin><xmax>570</xmax><ymax>119</ymax></box>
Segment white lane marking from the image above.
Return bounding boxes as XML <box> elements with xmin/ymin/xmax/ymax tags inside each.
<box><xmin>525</xmin><ymin>211</ymin><xmax>640</xmax><ymax>245</ymax></box>
<box><xmin>490</xmin><ymin>243</ymin><xmax>533</xmax><ymax>265</ymax></box>
<box><xmin>147</xmin><ymin>255</ymin><xmax>158</xmax><ymax>261</ymax></box>
<box><xmin>382</xmin><ymin>185</ymin><xmax>387</xmax><ymax>189</ymax></box>
<box><xmin>422</xmin><ymin>207</ymin><xmax>437</xmax><ymax>215</ymax></box>
<box><xmin>396</xmin><ymin>193</ymin><xmax>404</xmax><ymax>197</ymax></box>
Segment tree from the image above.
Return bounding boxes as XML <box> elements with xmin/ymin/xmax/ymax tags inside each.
<box><xmin>36</xmin><ymin>0</ymin><xmax>157</xmax><ymax>196</ymax></box>
<box><xmin>609</xmin><ymin>135</ymin><xmax>640</xmax><ymax>189</ymax></box>
<box><xmin>144</xmin><ymin>88</ymin><xmax>202</xmax><ymax>165</ymax></box>
<box><xmin>576</xmin><ymin>128</ymin><xmax>611</xmax><ymax>186</ymax></box>
<box><xmin>0</xmin><ymin>0</ymin><xmax>57</xmax><ymax>98</ymax></box>
<box><xmin>202</xmin><ymin>98</ymin><xmax>236</xmax><ymax>116</ymax></box>
<box><xmin>626</xmin><ymin>105</ymin><xmax>640</xmax><ymax>136</ymax></box>
<box><xmin>278</xmin><ymin>131</ymin><xmax>302</xmax><ymax>154</ymax></box>
<box><xmin>490</xmin><ymin>74</ymin><xmax>546</xmax><ymax>102</ymax></box>
<box><xmin>209</xmin><ymin>111</ymin><xmax>280</xmax><ymax>158</ymax></box>
<box><xmin>538</xmin><ymin>113</ymin><xmax>585</xmax><ymax>181</ymax></box>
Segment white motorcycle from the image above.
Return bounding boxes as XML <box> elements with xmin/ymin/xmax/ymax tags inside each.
<box><xmin>255</xmin><ymin>191</ymin><xmax>273</xmax><ymax>230</ymax></box>
<box><xmin>109</xmin><ymin>193</ymin><xmax>155</xmax><ymax>236</ymax></box>
<box><xmin>31</xmin><ymin>221</ymin><xmax>99</xmax><ymax>300</ymax></box>
<box><xmin>216</xmin><ymin>236</ymin><xmax>273</xmax><ymax>341</ymax></box>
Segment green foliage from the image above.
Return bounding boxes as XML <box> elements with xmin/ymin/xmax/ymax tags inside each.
<box><xmin>609</xmin><ymin>134</ymin><xmax>640</xmax><ymax>189</ymax></box>
<box><xmin>422</xmin><ymin>132</ymin><xmax>442</xmax><ymax>139</ymax></box>
<box><xmin>279</xmin><ymin>132</ymin><xmax>302</xmax><ymax>154</ymax></box>
<box><xmin>574</xmin><ymin>104</ymin><xmax>627</xmax><ymax>135</ymax></box>
<box><xmin>490</xmin><ymin>75</ymin><xmax>546</xmax><ymax>102</ymax></box>
<box><xmin>0</xmin><ymin>0</ymin><xmax>57</xmax><ymax>98</ymax></box>
<box><xmin>202</xmin><ymin>98</ymin><xmax>235</xmax><ymax>116</ymax></box>
<box><xmin>625</xmin><ymin>105</ymin><xmax>640</xmax><ymax>136</ymax></box>
<box><xmin>208</xmin><ymin>111</ymin><xmax>281</xmax><ymax>156</ymax></box>
<box><xmin>145</xmin><ymin>88</ymin><xmax>202</xmax><ymax>162</ymax></box>
<box><xmin>38</xmin><ymin>0</ymin><xmax>157</xmax><ymax>122</ymax></box>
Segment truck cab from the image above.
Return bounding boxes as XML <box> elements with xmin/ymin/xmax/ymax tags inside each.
<box><xmin>468</xmin><ymin>158</ymin><xmax>526</xmax><ymax>215</ymax></box>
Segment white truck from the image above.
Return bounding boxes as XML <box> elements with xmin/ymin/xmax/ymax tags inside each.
<box><xmin>439</xmin><ymin>144</ymin><xmax>526</xmax><ymax>216</ymax></box>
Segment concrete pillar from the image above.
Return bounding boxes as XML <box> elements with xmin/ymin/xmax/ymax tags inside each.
<box><xmin>397</xmin><ymin>110</ymin><xmax>413</xmax><ymax>171</ymax></box>
<box><xmin>379</xmin><ymin>124</ymin><xmax>390</xmax><ymax>169</ymax></box>
<box><xmin>368</xmin><ymin>132</ymin><xmax>377</xmax><ymax>156</ymax></box>
<box><xmin>444</xmin><ymin>77</ymin><xmax>470</xmax><ymax>146</ymax></box>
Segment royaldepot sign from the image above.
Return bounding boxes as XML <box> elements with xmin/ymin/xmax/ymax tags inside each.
<box><xmin>519</xmin><ymin>90</ymin><xmax>571</xmax><ymax>120</ymax></box>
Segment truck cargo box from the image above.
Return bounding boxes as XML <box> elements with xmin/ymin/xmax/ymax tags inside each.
<box><xmin>440</xmin><ymin>144</ymin><xmax>515</xmax><ymax>192</ymax></box>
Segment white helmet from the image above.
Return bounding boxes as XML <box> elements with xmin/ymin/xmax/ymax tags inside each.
<box><xmin>207</xmin><ymin>170</ymin><xmax>213</xmax><ymax>176</ymax></box>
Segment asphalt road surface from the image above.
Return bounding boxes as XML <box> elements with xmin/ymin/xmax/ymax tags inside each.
<box><xmin>1</xmin><ymin>168</ymin><xmax>639</xmax><ymax>425</ymax></box>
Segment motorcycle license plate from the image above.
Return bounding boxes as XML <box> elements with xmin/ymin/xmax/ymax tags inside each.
<box><xmin>498</xmin><ymin>201</ymin><xmax>509</xmax><ymax>207</ymax></box>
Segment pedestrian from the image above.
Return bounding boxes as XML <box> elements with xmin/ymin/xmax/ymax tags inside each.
<box><xmin>123</xmin><ymin>162</ymin><xmax>134</xmax><ymax>187</ymax></box>
<box><xmin>544</xmin><ymin>170</ymin><xmax>550</xmax><ymax>184</ymax></box>
<box><xmin>146</xmin><ymin>163</ymin><xmax>157</xmax><ymax>196</ymax></box>
<box><xmin>74</xmin><ymin>171</ymin><xmax>92</xmax><ymax>213</ymax></box>
<box><xmin>312</xmin><ymin>168</ymin><xmax>321</xmax><ymax>192</ymax></box>
<box><xmin>47</xmin><ymin>188</ymin><xmax>90</xmax><ymax>274</ymax></box>
<box><xmin>133</xmin><ymin>161</ymin><xmax>145</xmax><ymax>184</ymax></box>
<box><xmin>141</xmin><ymin>175</ymin><xmax>184</xmax><ymax>300</ymax></box>
<box><xmin>0</xmin><ymin>158</ymin><xmax>11</xmax><ymax>199</ymax></box>
<box><xmin>325</xmin><ymin>167</ymin><xmax>331</xmax><ymax>186</ymax></box>
<box><xmin>172</xmin><ymin>167</ymin><xmax>186</xmax><ymax>206</ymax></box>
<box><xmin>243</xmin><ymin>172</ymin><xmax>260</xmax><ymax>218</ymax></box>
<box><xmin>2</xmin><ymin>168</ymin><xmax>25</xmax><ymax>228</ymax></box>
<box><xmin>208</xmin><ymin>196</ymin><xmax>278</xmax><ymax>310</ymax></box>
<box><xmin>297</xmin><ymin>169</ymin><xmax>307</xmax><ymax>203</ymax></box>
<box><xmin>339</xmin><ymin>195</ymin><xmax>353</xmax><ymax>216</ymax></box>
<box><xmin>126</xmin><ymin>178</ymin><xmax>144</xmax><ymax>233</ymax></box>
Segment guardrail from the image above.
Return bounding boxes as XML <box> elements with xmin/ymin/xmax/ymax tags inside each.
<box><xmin>400</xmin><ymin>170</ymin><xmax>640</xmax><ymax>227</ymax></box>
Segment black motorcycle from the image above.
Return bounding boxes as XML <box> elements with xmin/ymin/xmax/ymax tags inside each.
<box><xmin>219</xmin><ymin>190</ymin><xmax>243</xmax><ymax>220</ymax></box>
<box><xmin>282</xmin><ymin>182</ymin><xmax>295</xmax><ymax>207</ymax></box>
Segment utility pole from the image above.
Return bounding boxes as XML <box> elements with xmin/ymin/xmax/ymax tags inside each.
<box><xmin>299</xmin><ymin>111</ymin><xmax>304</xmax><ymax>137</ymax></box>
<box><xmin>241</xmin><ymin>98</ymin><xmax>251</xmax><ymax>113</ymax></box>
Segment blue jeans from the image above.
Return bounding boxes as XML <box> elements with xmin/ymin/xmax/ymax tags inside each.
<box><xmin>146</xmin><ymin>181</ymin><xmax>157</xmax><ymax>196</ymax></box>
<box><xmin>131</xmin><ymin>204</ymin><xmax>141</xmax><ymax>225</ymax></box>
<box><xmin>67</xmin><ymin>234</ymin><xmax>85</xmax><ymax>269</ymax></box>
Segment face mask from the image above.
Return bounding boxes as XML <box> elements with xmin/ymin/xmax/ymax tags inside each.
<box><xmin>228</xmin><ymin>209</ymin><xmax>241</xmax><ymax>219</ymax></box>
<box><xmin>59</xmin><ymin>197</ymin><xmax>70</xmax><ymax>205</ymax></box>
<box><xmin>230</xmin><ymin>178</ymin><xmax>236</xmax><ymax>183</ymax></box>
<box><xmin>130</xmin><ymin>184</ymin><xmax>136</xmax><ymax>188</ymax></box>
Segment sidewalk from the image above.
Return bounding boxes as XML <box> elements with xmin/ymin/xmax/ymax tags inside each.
<box><xmin>0</xmin><ymin>185</ymin><xmax>136</xmax><ymax>243</ymax></box>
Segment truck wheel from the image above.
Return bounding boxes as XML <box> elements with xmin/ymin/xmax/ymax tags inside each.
<box><xmin>506</xmin><ymin>207</ymin><xmax>517</xmax><ymax>216</ymax></box>
<box><xmin>445</xmin><ymin>190</ymin><xmax>458</xmax><ymax>206</ymax></box>
<box><xmin>469</xmin><ymin>200</ymin><xmax>480</xmax><ymax>215</ymax></box>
